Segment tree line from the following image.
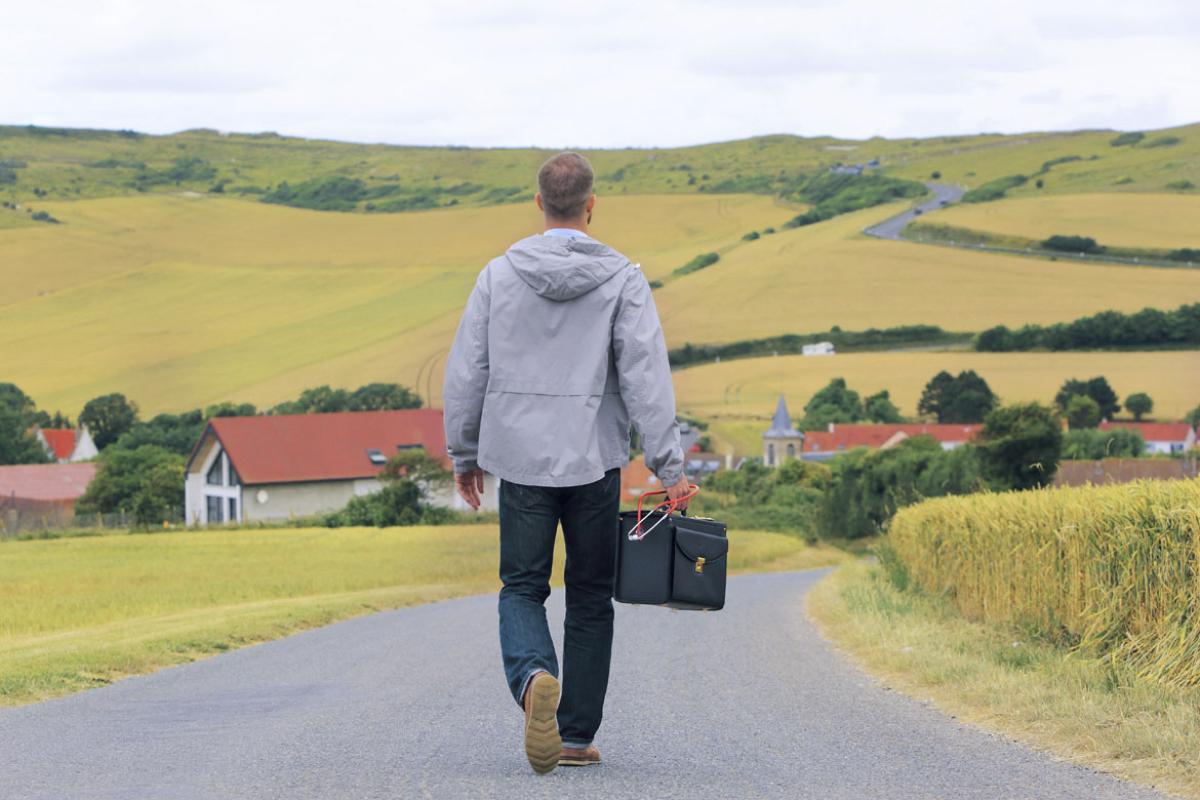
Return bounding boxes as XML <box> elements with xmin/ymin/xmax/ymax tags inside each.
<box><xmin>976</xmin><ymin>303</ymin><xmax>1200</xmax><ymax>352</ymax></box>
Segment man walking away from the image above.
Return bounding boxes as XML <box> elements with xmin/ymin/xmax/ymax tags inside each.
<box><xmin>443</xmin><ymin>152</ymin><xmax>689</xmax><ymax>774</ymax></box>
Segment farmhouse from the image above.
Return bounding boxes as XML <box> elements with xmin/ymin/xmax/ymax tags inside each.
<box><xmin>0</xmin><ymin>462</ymin><xmax>97</xmax><ymax>532</ymax></box>
<box><xmin>1098</xmin><ymin>421</ymin><xmax>1197</xmax><ymax>454</ymax></box>
<box><xmin>34</xmin><ymin>426</ymin><xmax>98</xmax><ymax>463</ymax></box>
<box><xmin>803</xmin><ymin>422</ymin><xmax>982</xmax><ymax>460</ymax></box>
<box><xmin>183</xmin><ymin>409</ymin><xmax>498</xmax><ymax>526</ymax></box>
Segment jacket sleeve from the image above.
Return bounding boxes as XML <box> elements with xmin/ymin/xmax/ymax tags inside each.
<box><xmin>612</xmin><ymin>267</ymin><xmax>685</xmax><ymax>486</ymax></box>
<box><xmin>443</xmin><ymin>268</ymin><xmax>491</xmax><ymax>474</ymax></box>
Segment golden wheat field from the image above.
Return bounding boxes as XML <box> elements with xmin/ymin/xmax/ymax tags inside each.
<box><xmin>653</xmin><ymin>203</ymin><xmax>1200</xmax><ymax>346</ymax></box>
<box><xmin>928</xmin><ymin>193</ymin><xmax>1200</xmax><ymax>249</ymax></box>
<box><xmin>672</xmin><ymin>350</ymin><xmax>1200</xmax><ymax>454</ymax></box>
<box><xmin>1</xmin><ymin>192</ymin><xmax>792</xmax><ymax>415</ymax></box>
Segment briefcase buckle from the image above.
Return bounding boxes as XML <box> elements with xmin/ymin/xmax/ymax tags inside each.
<box><xmin>695</xmin><ymin>556</ymin><xmax>706</xmax><ymax>574</ymax></box>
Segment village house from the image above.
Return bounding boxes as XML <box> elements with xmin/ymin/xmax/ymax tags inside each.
<box><xmin>762</xmin><ymin>395</ymin><xmax>982</xmax><ymax>464</ymax></box>
<box><xmin>183</xmin><ymin>409</ymin><xmax>498</xmax><ymax>526</ymax></box>
<box><xmin>0</xmin><ymin>462</ymin><xmax>97</xmax><ymax>533</ymax></box>
<box><xmin>34</xmin><ymin>426</ymin><xmax>98</xmax><ymax>463</ymax></box>
<box><xmin>803</xmin><ymin>422</ymin><xmax>982</xmax><ymax>460</ymax></box>
<box><xmin>1098</xmin><ymin>421</ymin><xmax>1197</xmax><ymax>455</ymax></box>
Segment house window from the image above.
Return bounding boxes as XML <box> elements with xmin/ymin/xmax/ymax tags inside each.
<box><xmin>786</xmin><ymin>443</ymin><xmax>795</xmax><ymax>458</ymax></box>
<box><xmin>228</xmin><ymin>463</ymin><xmax>240</xmax><ymax>486</ymax></box>
<box><xmin>366</xmin><ymin>448</ymin><xmax>387</xmax><ymax>465</ymax></box>
<box><xmin>767</xmin><ymin>443</ymin><xmax>775</xmax><ymax>465</ymax></box>
<box><xmin>206</xmin><ymin>495</ymin><xmax>223</xmax><ymax>523</ymax></box>
<box><xmin>227</xmin><ymin>497</ymin><xmax>238</xmax><ymax>522</ymax></box>
<box><xmin>207</xmin><ymin>453</ymin><xmax>224</xmax><ymax>485</ymax></box>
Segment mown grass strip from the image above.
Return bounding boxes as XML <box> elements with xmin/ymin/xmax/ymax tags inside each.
<box><xmin>809</xmin><ymin>561</ymin><xmax>1200</xmax><ymax>799</ymax></box>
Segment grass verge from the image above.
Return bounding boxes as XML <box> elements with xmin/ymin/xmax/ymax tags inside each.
<box><xmin>0</xmin><ymin>524</ymin><xmax>844</xmax><ymax>707</ymax></box>
<box><xmin>808</xmin><ymin>561</ymin><xmax>1200</xmax><ymax>799</ymax></box>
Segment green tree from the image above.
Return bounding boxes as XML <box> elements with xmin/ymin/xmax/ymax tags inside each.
<box><xmin>1062</xmin><ymin>428</ymin><xmax>1145</xmax><ymax>459</ymax></box>
<box><xmin>1187</xmin><ymin>404</ymin><xmax>1200</xmax><ymax>428</ymax></box>
<box><xmin>350</xmin><ymin>383</ymin><xmax>422</xmax><ymax>411</ymax></box>
<box><xmin>975</xmin><ymin>402</ymin><xmax>1063</xmax><ymax>490</ymax></box>
<box><xmin>863</xmin><ymin>389</ymin><xmax>903</xmax><ymax>423</ymax></box>
<box><xmin>917</xmin><ymin>370</ymin><xmax>997</xmax><ymax>423</ymax></box>
<box><xmin>273</xmin><ymin>385</ymin><xmax>352</xmax><ymax>414</ymax></box>
<box><xmin>204</xmin><ymin>402</ymin><xmax>258</xmax><ymax>418</ymax></box>
<box><xmin>0</xmin><ymin>405</ymin><xmax>50</xmax><ymax>464</ymax></box>
<box><xmin>76</xmin><ymin>445</ymin><xmax>184</xmax><ymax>524</ymax></box>
<box><xmin>1124</xmin><ymin>392</ymin><xmax>1153</xmax><ymax>421</ymax></box>
<box><xmin>1055</xmin><ymin>376</ymin><xmax>1120</xmax><ymax>420</ymax></box>
<box><xmin>112</xmin><ymin>410</ymin><xmax>206</xmax><ymax>456</ymax></box>
<box><xmin>798</xmin><ymin>377</ymin><xmax>863</xmax><ymax>431</ymax></box>
<box><xmin>79</xmin><ymin>393</ymin><xmax>139</xmax><ymax>449</ymax></box>
<box><xmin>1065</xmin><ymin>395</ymin><xmax>1101</xmax><ymax>429</ymax></box>
<box><xmin>380</xmin><ymin>449</ymin><xmax>450</xmax><ymax>486</ymax></box>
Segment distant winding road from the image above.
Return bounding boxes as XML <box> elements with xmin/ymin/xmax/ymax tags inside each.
<box><xmin>0</xmin><ymin>571</ymin><xmax>1169</xmax><ymax>799</ymax></box>
<box><xmin>864</xmin><ymin>182</ymin><xmax>965</xmax><ymax>240</ymax></box>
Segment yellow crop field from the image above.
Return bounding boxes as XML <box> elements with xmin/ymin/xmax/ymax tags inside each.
<box><xmin>928</xmin><ymin>193</ymin><xmax>1200</xmax><ymax>249</ymax></box>
<box><xmin>0</xmin><ymin>193</ymin><xmax>792</xmax><ymax>415</ymax></box>
<box><xmin>653</xmin><ymin>203</ymin><xmax>1200</xmax><ymax>347</ymax></box>
<box><xmin>672</xmin><ymin>350</ymin><xmax>1200</xmax><ymax>455</ymax></box>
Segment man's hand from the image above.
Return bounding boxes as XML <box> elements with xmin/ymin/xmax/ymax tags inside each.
<box><xmin>666</xmin><ymin>474</ymin><xmax>692</xmax><ymax>511</ymax></box>
<box><xmin>455</xmin><ymin>468</ymin><xmax>485</xmax><ymax>510</ymax></box>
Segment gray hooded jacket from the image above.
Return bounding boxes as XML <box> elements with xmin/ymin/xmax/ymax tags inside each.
<box><xmin>443</xmin><ymin>233</ymin><xmax>684</xmax><ymax>488</ymax></box>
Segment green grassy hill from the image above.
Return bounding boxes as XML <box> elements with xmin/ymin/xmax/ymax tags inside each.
<box><xmin>1</xmin><ymin>122</ymin><xmax>1197</xmax><ymax>444</ymax></box>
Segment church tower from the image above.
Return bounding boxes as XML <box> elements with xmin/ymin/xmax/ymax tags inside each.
<box><xmin>762</xmin><ymin>395</ymin><xmax>804</xmax><ymax>466</ymax></box>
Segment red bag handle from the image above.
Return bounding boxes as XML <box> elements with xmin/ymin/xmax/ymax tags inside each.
<box><xmin>630</xmin><ymin>484</ymin><xmax>699</xmax><ymax>541</ymax></box>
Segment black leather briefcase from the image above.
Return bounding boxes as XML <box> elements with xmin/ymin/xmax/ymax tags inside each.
<box><xmin>614</xmin><ymin>488</ymin><xmax>728</xmax><ymax>611</ymax></box>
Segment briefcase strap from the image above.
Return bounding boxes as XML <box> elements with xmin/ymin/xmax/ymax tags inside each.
<box><xmin>629</xmin><ymin>484</ymin><xmax>700</xmax><ymax>541</ymax></box>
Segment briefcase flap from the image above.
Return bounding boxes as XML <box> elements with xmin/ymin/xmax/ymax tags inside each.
<box><xmin>674</xmin><ymin>528</ymin><xmax>729</xmax><ymax>566</ymax></box>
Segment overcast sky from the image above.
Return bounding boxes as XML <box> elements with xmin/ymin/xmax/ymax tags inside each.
<box><xmin>2</xmin><ymin>0</ymin><xmax>1196</xmax><ymax>148</ymax></box>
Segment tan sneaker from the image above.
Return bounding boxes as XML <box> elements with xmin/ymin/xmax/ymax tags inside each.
<box><xmin>522</xmin><ymin>672</ymin><xmax>562</xmax><ymax>774</ymax></box>
<box><xmin>559</xmin><ymin>745</ymin><xmax>601</xmax><ymax>767</ymax></box>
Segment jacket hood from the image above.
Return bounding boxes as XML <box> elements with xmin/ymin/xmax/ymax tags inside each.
<box><xmin>505</xmin><ymin>234</ymin><xmax>630</xmax><ymax>301</ymax></box>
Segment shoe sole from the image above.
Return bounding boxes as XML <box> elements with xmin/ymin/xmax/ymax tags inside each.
<box><xmin>559</xmin><ymin>757</ymin><xmax>601</xmax><ymax>767</ymax></box>
<box><xmin>524</xmin><ymin>675</ymin><xmax>562</xmax><ymax>775</ymax></box>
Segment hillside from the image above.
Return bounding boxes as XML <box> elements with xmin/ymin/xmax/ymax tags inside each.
<box><xmin>1</xmin><ymin>122</ymin><xmax>1197</xmax><ymax>451</ymax></box>
<box><xmin>2</xmin><ymin>122</ymin><xmax>1197</xmax><ymax>214</ymax></box>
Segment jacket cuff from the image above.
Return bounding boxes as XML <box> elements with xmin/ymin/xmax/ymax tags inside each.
<box><xmin>654</xmin><ymin>464</ymin><xmax>684</xmax><ymax>486</ymax></box>
<box><xmin>453</xmin><ymin>459</ymin><xmax>480</xmax><ymax>475</ymax></box>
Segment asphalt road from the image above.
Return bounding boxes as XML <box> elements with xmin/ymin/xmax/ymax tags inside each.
<box><xmin>864</xmin><ymin>182</ymin><xmax>965</xmax><ymax>240</ymax></box>
<box><xmin>0</xmin><ymin>571</ymin><xmax>1171</xmax><ymax>800</ymax></box>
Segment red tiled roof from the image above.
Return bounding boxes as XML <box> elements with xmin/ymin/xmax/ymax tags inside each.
<box><xmin>1098</xmin><ymin>421</ymin><xmax>1196</xmax><ymax>442</ymax></box>
<box><xmin>0</xmin><ymin>463</ymin><xmax>97</xmax><ymax>502</ymax></box>
<box><xmin>190</xmin><ymin>410</ymin><xmax>449</xmax><ymax>485</ymax></box>
<box><xmin>40</xmin><ymin>429</ymin><xmax>77</xmax><ymax>460</ymax></box>
<box><xmin>803</xmin><ymin>423</ymin><xmax>982</xmax><ymax>453</ymax></box>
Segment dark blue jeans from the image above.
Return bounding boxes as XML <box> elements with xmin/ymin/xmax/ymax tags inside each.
<box><xmin>498</xmin><ymin>467</ymin><xmax>621</xmax><ymax>749</ymax></box>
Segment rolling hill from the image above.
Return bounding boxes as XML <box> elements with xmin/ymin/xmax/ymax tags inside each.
<box><xmin>1</xmin><ymin>122</ymin><xmax>1197</xmax><ymax>453</ymax></box>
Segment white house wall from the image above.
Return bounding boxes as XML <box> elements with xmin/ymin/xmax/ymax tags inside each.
<box><xmin>242</xmin><ymin>480</ymin><xmax>361</xmax><ymax>522</ymax></box>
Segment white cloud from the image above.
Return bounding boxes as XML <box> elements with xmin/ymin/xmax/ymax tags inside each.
<box><xmin>0</xmin><ymin>0</ymin><xmax>1196</xmax><ymax>146</ymax></box>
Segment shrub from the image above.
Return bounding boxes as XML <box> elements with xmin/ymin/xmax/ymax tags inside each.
<box><xmin>974</xmin><ymin>402</ymin><xmax>1063</xmax><ymax>490</ymax></box>
<box><xmin>76</xmin><ymin>445</ymin><xmax>184</xmax><ymax>525</ymax></box>
<box><xmin>1040</xmin><ymin>234</ymin><xmax>1101</xmax><ymax>253</ymax></box>
<box><xmin>1061</xmin><ymin>428</ymin><xmax>1145</xmax><ymax>459</ymax></box>
<box><xmin>888</xmin><ymin>479</ymin><xmax>1200</xmax><ymax>686</ymax></box>
<box><xmin>742</xmin><ymin>230</ymin><xmax>760</xmax><ymax>241</ymax></box>
<box><xmin>962</xmin><ymin>174</ymin><xmax>1026</xmax><ymax>203</ymax></box>
<box><xmin>698</xmin><ymin>459</ymin><xmax>829</xmax><ymax>537</ymax></box>
<box><xmin>930</xmin><ymin>170</ymin><xmax>941</xmax><ymax>179</ymax></box>
<box><xmin>1168</xmin><ymin>249</ymin><xmax>1200</xmax><ymax>263</ymax></box>
<box><xmin>1143</xmin><ymin>135</ymin><xmax>1182</xmax><ymax>149</ymax></box>
<box><xmin>1109</xmin><ymin>131</ymin><xmax>1144</xmax><ymax>147</ymax></box>
<box><xmin>0</xmin><ymin>166</ymin><xmax>16</xmax><ymax>184</ymax></box>
<box><xmin>262</xmin><ymin>177</ymin><xmax>367</xmax><ymax>211</ymax></box>
<box><xmin>1166</xmin><ymin>180</ymin><xmax>1195</xmax><ymax>191</ymax></box>
<box><xmin>783</xmin><ymin>173</ymin><xmax>926</xmax><ymax>227</ymax></box>
<box><xmin>673</xmin><ymin>252</ymin><xmax>719</xmax><ymax>277</ymax></box>
<box><xmin>30</xmin><ymin>210</ymin><xmax>60</xmax><ymax>224</ymax></box>
<box><xmin>816</xmin><ymin>437</ymin><xmax>984</xmax><ymax>539</ymax></box>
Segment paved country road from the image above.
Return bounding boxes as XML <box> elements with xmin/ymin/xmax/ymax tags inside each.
<box><xmin>864</xmin><ymin>182</ymin><xmax>965</xmax><ymax>240</ymax></box>
<box><xmin>0</xmin><ymin>571</ymin><xmax>1171</xmax><ymax>800</ymax></box>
